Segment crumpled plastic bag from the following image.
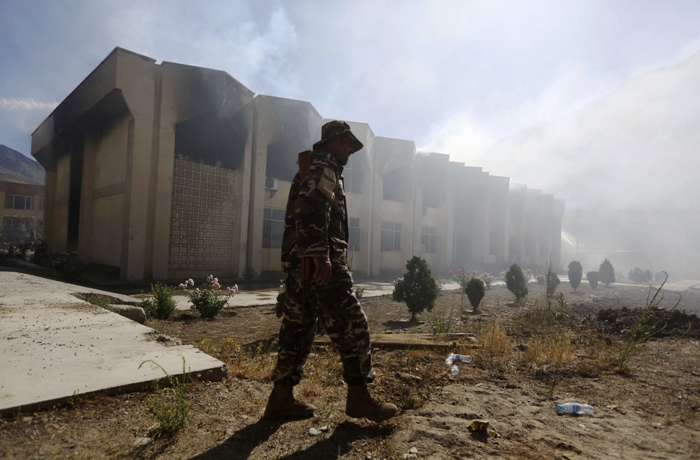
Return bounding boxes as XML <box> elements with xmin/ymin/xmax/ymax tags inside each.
<box><xmin>467</xmin><ymin>419</ymin><xmax>498</xmax><ymax>438</ymax></box>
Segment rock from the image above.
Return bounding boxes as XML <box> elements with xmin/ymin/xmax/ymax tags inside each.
<box><xmin>109</xmin><ymin>305</ymin><xmax>146</xmax><ymax>324</ymax></box>
<box><xmin>309</xmin><ymin>427</ymin><xmax>319</xmax><ymax>436</ymax></box>
<box><xmin>319</xmin><ymin>425</ymin><xmax>328</xmax><ymax>432</ymax></box>
<box><xmin>133</xmin><ymin>436</ymin><xmax>153</xmax><ymax>446</ymax></box>
<box><xmin>395</xmin><ymin>372</ymin><xmax>423</xmax><ymax>384</ymax></box>
<box><xmin>225</xmin><ymin>428</ymin><xmax>234</xmax><ymax>436</ymax></box>
<box><xmin>410</xmin><ymin>447</ymin><xmax>418</xmax><ymax>454</ymax></box>
<box><xmin>22</xmin><ymin>416</ymin><xmax>32</xmax><ymax>423</ymax></box>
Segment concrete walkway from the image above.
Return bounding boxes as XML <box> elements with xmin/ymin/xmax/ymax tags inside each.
<box><xmin>0</xmin><ymin>271</ymin><xmax>225</xmax><ymax>416</ymax></box>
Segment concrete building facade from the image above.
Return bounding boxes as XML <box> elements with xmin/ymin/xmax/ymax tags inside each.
<box><xmin>32</xmin><ymin>48</ymin><xmax>563</xmax><ymax>281</ymax></box>
<box><xmin>1</xmin><ymin>181</ymin><xmax>45</xmax><ymax>244</ymax></box>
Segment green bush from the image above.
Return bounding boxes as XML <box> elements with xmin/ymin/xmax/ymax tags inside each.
<box><xmin>629</xmin><ymin>267</ymin><xmax>653</xmax><ymax>284</ymax></box>
<box><xmin>189</xmin><ymin>289</ymin><xmax>229</xmax><ymax>319</ymax></box>
<box><xmin>54</xmin><ymin>253</ymin><xmax>85</xmax><ymax>281</ymax></box>
<box><xmin>546</xmin><ymin>270</ymin><xmax>560</xmax><ymax>297</ymax></box>
<box><xmin>587</xmin><ymin>271</ymin><xmax>599</xmax><ymax>289</ymax></box>
<box><xmin>599</xmin><ymin>259</ymin><xmax>616</xmax><ymax>286</ymax></box>
<box><xmin>393</xmin><ymin>256</ymin><xmax>439</xmax><ymax>323</ymax></box>
<box><xmin>465</xmin><ymin>276</ymin><xmax>485</xmax><ymax>312</ymax></box>
<box><xmin>568</xmin><ymin>261</ymin><xmax>583</xmax><ymax>292</ymax></box>
<box><xmin>142</xmin><ymin>282</ymin><xmax>176</xmax><ymax>320</ymax></box>
<box><xmin>505</xmin><ymin>263</ymin><xmax>528</xmax><ymax>302</ymax></box>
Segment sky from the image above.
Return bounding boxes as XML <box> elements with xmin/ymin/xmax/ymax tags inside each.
<box><xmin>1</xmin><ymin>0</ymin><xmax>699</xmax><ymax>273</ymax></box>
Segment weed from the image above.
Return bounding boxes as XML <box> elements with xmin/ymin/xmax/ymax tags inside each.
<box><xmin>480</xmin><ymin>320</ymin><xmax>511</xmax><ymax>372</ymax></box>
<box><xmin>66</xmin><ymin>389</ymin><xmax>81</xmax><ymax>409</ymax></box>
<box><xmin>139</xmin><ymin>357</ymin><xmax>191</xmax><ymax>437</ymax></box>
<box><xmin>430</xmin><ymin>304</ymin><xmax>457</xmax><ymax>334</ymax></box>
<box><xmin>616</xmin><ymin>273</ymin><xmax>681</xmax><ymax>372</ymax></box>
<box><xmin>401</xmin><ymin>397</ymin><xmax>417</xmax><ymax>410</ymax></box>
<box><xmin>80</xmin><ymin>293</ymin><xmax>112</xmax><ymax>310</ymax></box>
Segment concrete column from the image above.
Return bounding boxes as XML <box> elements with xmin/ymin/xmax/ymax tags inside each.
<box><xmin>78</xmin><ymin>133</ymin><xmax>96</xmax><ymax>263</ymax></box>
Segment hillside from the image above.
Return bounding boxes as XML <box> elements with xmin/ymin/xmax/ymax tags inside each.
<box><xmin>0</xmin><ymin>145</ymin><xmax>45</xmax><ymax>185</ymax></box>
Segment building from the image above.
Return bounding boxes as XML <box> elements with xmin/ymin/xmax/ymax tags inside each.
<box><xmin>32</xmin><ymin>47</ymin><xmax>563</xmax><ymax>281</ymax></box>
<box><xmin>1</xmin><ymin>181</ymin><xmax>45</xmax><ymax>244</ymax></box>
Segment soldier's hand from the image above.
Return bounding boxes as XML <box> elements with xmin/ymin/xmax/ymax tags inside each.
<box><xmin>313</xmin><ymin>257</ymin><xmax>332</xmax><ymax>285</ymax></box>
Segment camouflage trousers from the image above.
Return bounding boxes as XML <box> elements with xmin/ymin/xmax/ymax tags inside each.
<box><xmin>272</xmin><ymin>268</ymin><xmax>373</xmax><ymax>386</ymax></box>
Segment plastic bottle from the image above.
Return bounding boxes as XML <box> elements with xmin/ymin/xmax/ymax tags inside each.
<box><xmin>445</xmin><ymin>353</ymin><xmax>455</xmax><ymax>367</ymax></box>
<box><xmin>556</xmin><ymin>403</ymin><xmax>594</xmax><ymax>415</ymax></box>
<box><xmin>452</xmin><ymin>354</ymin><xmax>472</xmax><ymax>364</ymax></box>
<box><xmin>450</xmin><ymin>364</ymin><xmax>459</xmax><ymax>376</ymax></box>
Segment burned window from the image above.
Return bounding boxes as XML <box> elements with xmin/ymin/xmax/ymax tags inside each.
<box><xmin>263</xmin><ymin>208</ymin><xmax>285</xmax><ymax>248</ymax></box>
<box><xmin>382</xmin><ymin>167</ymin><xmax>407</xmax><ymax>202</ymax></box>
<box><xmin>381</xmin><ymin>221</ymin><xmax>401</xmax><ymax>251</ymax></box>
<box><xmin>421</xmin><ymin>226</ymin><xmax>437</xmax><ymax>253</ymax></box>
<box><xmin>348</xmin><ymin>217</ymin><xmax>360</xmax><ymax>251</ymax></box>
<box><xmin>5</xmin><ymin>195</ymin><xmax>33</xmax><ymax>210</ymax></box>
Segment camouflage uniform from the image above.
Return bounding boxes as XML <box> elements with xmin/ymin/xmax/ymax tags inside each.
<box><xmin>273</xmin><ymin>149</ymin><xmax>373</xmax><ymax>386</ymax></box>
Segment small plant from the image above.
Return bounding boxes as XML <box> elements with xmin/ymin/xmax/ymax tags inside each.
<box><xmin>505</xmin><ymin>263</ymin><xmax>528</xmax><ymax>303</ymax></box>
<box><xmin>80</xmin><ymin>292</ymin><xmax>111</xmax><ymax>309</ymax></box>
<box><xmin>546</xmin><ymin>269</ymin><xmax>560</xmax><ymax>297</ymax></box>
<box><xmin>66</xmin><ymin>389</ymin><xmax>81</xmax><ymax>409</ymax></box>
<box><xmin>180</xmin><ymin>275</ymin><xmax>238</xmax><ymax>318</ymax></box>
<box><xmin>465</xmin><ymin>276</ymin><xmax>485</xmax><ymax>313</ymax></box>
<box><xmin>355</xmin><ymin>286</ymin><xmax>366</xmax><ymax>300</ymax></box>
<box><xmin>480</xmin><ymin>272</ymin><xmax>494</xmax><ymax>290</ymax></box>
<box><xmin>616</xmin><ymin>273</ymin><xmax>681</xmax><ymax>372</ymax></box>
<box><xmin>53</xmin><ymin>252</ymin><xmax>85</xmax><ymax>281</ymax></box>
<box><xmin>393</xmin><ymin>256</ymin><xmax>439</xmax><ymax>323</ymax></box>
<box><xmin>430</xmin><ymin>304</ymin><xmax>456</xmax><ymax>334</ymax></box>
<box><xmin>535</xmin><ymin>271</ymin><xmax>546</xmax><ymax>285</ymax></box>
<box><xmin>587</xmin><ymin>271</ymin><xmax>599</xmax><ymax>289</ymax></box>
<box><xmin>568</xmin><ymin>261</ymin><xmax>583</xmax><ymax>292</ymax></box>
<box><xmin>139</xmin><ymin>357</ymin><xmax>191</xmax><ymax>437</ymax></box>
<box><xmin>599</xmin><ymin>258</ymin><xmax>615</xmax><ymax>286</ymax></box>
<box><xmin>401</xmin><ymin>397</ymin><xmax>417</xmax><ymax>410</ymax></box>
<box><xmin>242</xmin><ymin>266</ymin><xmax>258</xmax><ymax>283</ymax></box>
<box><xmin>141</xmin><ymin>282</ymin><xmax>177</xmax><ymax>320</ymax></box>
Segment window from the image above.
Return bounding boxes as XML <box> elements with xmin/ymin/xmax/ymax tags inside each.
<box><xmin>5</xmin><ymin>195</ymin><xmax>33</xmax><ymax>210</ymax></box>
<box><xmin>421</xmin><ymin>226</ymin><xmax>437</xmax><ymax>253</ymax></box>
<box><xmin>381</xmin><ymin>221</ymin><xmax>401</xmax><ymax>251</ymax></box>
<box><xmin>2</xmin><ymin>217</ymin><xmax>33</xmax><ymax>243</ymax></box>
<box><xmin>348</xmin><ymin>217</ymin><xmax>360</xmax><ymax>251</ymax></box>
<box><xmin>262</xmin><ymin>208</ymin><xmax>285</xmax><ymax>248</ymax></box>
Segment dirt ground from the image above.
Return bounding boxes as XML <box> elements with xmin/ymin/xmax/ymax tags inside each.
<box><xmin>1</xmin><ymin>281</ymin><xmax>699</xmax><ymax>459</ymax></box>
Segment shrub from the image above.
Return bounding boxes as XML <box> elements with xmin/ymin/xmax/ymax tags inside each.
<box><xmin>242</xmin><ymin>266</ymin><xmax>258</xmax><ymax>283</ymax></box>
<box><xmin>180</xmin><ymin>275</ymin><xmax>238</xmax><ymax>318</ymax></box>
<box><xmin>546</xmin><ymin>269</ymin><xmax>560</xmax><ymax>297</ymax></box>
<box><xmin>505</xmin><ymin>263</ymin><xmax>528</xmax><ymax>302</ymax></box>
<box><xmin>465</xmin><ymin>277</ymin><xmax>485</xmax><ymax>313</ymax></box>
<box><xmin>568</xmin><ymin>261</ymin><xmax>583</xmax><ymax>292</ymax></box>
<box><xmin>142</xmin><ymin>282</ymin><xmax>177</xmax><ymax>320</ymax></box>
<box><xmin>355</xmin><ymin>286</ymin><xmax>366</xmax><ymax>300</ymax></box>
<box><xmin>599</xmin><ymin>258</ymin><xmax>615</xmax><ymax>286</ymax></box>
<box><xmin>393</xmin><ymin>256</ymin><xmax>439</xmax><ymax>323</ymax></box>
<box><xmin>587</xmin><ymin>271</ymin><xmax>599</xmax><ymax>289</ymax></box>
<box><xmin>139</xmin><ymin>357</ymin><xmax>191</xmax><ymax>437</ymax></box>
<box><xmin>629</xmin><ymin>267</ymin><xmax>653</xmax><ymax>284</ymax></box>
<box><xmin>53</xmin><ymin>252</ymin><xmax>85</xmax><ymax>281</ymax></box>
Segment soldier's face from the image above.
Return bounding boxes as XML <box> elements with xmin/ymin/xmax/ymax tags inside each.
<box><xmin>329</xmin><ymin>135</ymin><xmax>355</xmax><ymax>166</ymax></box>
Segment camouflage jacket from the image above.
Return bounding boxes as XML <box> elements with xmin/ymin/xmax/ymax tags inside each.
<box><xmin>281</xmin><ymin>149</ymin><xmax>349</xmax><ymax>273</ymax></box>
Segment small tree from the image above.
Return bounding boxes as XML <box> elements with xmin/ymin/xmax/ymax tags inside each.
<box><xmin>568</xmin><ymin>261</ymin><xmax>583</xmax><ymax>292</ymax></box>
<box><xmin>546</xmin><ymin>269</ymin><xmax>560</xmax><ymax>297</ymax></box>
<box><xmin>465</xmin><ymin>277</ymin><xmax>485</xmax><ymax>313</ymax></box>
<box><xmin>505</xmin><ymin>263</ymin><xmax>528</xmax><ymax>302</ymax></box>
<box><xmin>393</xmin><ymin>256</ymin><xmax>439</xmax><ymax>323</ymax></box>
<box><xmin>587</xmin><ymin>271</ymin><xmax>599</xmax><ymax>289</ymax></box>
<box><xmin>599</xmin><ymin>258</ymin><xmax>615</xmax><ymax>286</ymax></box>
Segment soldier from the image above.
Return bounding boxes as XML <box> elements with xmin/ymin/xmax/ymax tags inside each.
<box><xmin>264</xmin><ymin>121</ymin><xmax>397</xmax><ymax>422</ymax></box>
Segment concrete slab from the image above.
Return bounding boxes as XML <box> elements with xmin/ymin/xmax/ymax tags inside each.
<box><xmin>0</xmin><ymin>271</ymin><xmax>226</xmax><ymax>416</ymax></box>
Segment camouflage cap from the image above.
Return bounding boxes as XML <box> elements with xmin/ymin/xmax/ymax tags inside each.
<box><xmin>313</xmin><ymin>120</ymin><xmax>364</xmax><ymax>153</ymax></box>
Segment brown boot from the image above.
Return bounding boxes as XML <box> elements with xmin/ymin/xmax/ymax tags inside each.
<box><xmin>263</xmin><ymin>381</ymin><xmax>317</xmax><ymax>420</ymax></box>
<box><xmin>345</xmin><ymin>384</ymin><xmax>397</xmax><ymax>422</ymax></box>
